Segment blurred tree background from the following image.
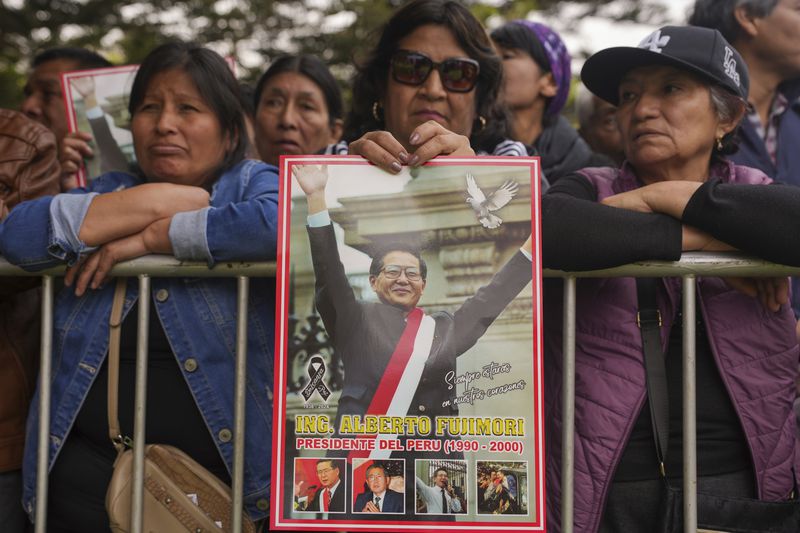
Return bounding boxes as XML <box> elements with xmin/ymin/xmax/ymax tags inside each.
<box><xmin>0</xmin><ymin>0</ymin><xmax>673</xmax><ymax>110</ymax></box>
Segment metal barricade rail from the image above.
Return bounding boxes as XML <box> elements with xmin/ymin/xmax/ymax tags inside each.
<box><xmin>7</xmin><ymin>252</ymin><xmax>799</xmax><ymax>532</ymax></box>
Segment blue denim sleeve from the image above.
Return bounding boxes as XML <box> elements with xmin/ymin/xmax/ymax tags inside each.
<box><xmin>48</xmin><ymin>193</ymin><xmax>100</xmax><ymax>262</ymax></box>
<box><xmin>0</xmin><ymin>192</ymin><xmax>98</xmax><ymax>270</ymax></box>
<box><xmin>169</xmin><ymin>207</ymin><xmax>211</xmax><ymax>262</ymax></box>
<box><xmin>169</xmin><ymin>161</ymin><xmax>279</xmax><ymax>266</ymax></box>
<box><xmin>0</xmin><ymin>196</ymin><xmax>55</xmax><ymax>270</ymax></box>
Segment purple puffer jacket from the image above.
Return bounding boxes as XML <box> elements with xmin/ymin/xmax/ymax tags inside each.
<box><xmin>544</xmin><ymin>162</ymin><xmax>800</xmax><ymax>533</ymax></box>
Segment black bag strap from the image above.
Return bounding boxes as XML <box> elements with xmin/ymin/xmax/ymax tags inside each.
<box><xmin>636</xmin><ymin>277</ymin><xmax>670</xmax><ymax>477</ymax></box>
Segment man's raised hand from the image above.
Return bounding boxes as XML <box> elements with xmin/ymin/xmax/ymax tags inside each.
<box><xmin>293</xmin><ymin>164</ymin><xmax>329</xmax><ymax>214</ymax></box>
<box><xmin>292</xmin><ymin>164</ymin><xmax>329</xmax><ymax>196</ymax></box>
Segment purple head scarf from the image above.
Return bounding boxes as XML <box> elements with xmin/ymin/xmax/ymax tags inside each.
<box><xmin>512</xmin><ymin>20</ymin><xmax>572</xmax><ymax>116</ymax></box>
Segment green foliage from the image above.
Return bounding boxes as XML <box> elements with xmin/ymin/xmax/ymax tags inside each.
<box><xmin>470</xmin><ymin>0</ymin><xmax>540</xmax><ymax>23</ymax></box>
<box><xmin>0</xmin><ymin>0</ymin><xmax>667</xmax><ymax>111</ymax></box>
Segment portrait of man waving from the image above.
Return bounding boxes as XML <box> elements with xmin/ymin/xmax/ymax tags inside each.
<box><xmin>293</xmin><ymin>164</ymin><xmax>533</xmax><ymax>443</ymax></box>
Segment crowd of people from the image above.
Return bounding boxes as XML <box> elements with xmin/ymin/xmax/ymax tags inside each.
<box><xmin>0</xmin><ymin>0</ymin><xmax>799</xmax><ymax>531</ymax></box>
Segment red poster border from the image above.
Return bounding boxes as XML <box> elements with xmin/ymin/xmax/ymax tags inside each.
<box><xmin>60</xmin><ymin>65</ymin><xmax>139</xmax><ymax>188</ymax></box>
<box><xmin>272</xmin><ymin>155</ymin><xmax>545</xmax><ymax>531</ymax></box>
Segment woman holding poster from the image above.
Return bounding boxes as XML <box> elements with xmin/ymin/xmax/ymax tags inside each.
<box><xmin>326</xmin><ymin>0</ymin><xmax>536</xmax><ymax>173</ymax></box>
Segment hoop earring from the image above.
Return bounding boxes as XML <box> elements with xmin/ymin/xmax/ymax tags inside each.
<box><xmin>372</xmin><ymin>101</ymin><xmax>382</xmax><ymax>122</ymax></box>
<box><xmin>475</xmin><ymin>115</ymin><xmax>486</xmax><ymax>132</ymax></box>
<box><xmin>716</xmin><ymin>136</ymin><xmax>724</xmax><ymax>151</ymax></box>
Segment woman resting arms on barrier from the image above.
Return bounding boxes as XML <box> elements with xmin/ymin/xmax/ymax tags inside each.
<box><xmin>541</xmin><ymin>26</ymin><xmax>800</xmax><ymax>533</ymax></box>
<box><xmin>0</xmin><ymin>42</ymin><xmax>277</xmax><ymax>530</ymax></box>
<box><xmin>327</xmin><ymin>0</ymin><xmax>543</xmax><ymax>183</ymax></box>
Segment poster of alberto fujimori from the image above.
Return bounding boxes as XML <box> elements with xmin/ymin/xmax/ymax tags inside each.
<box><xmin>272</xmin><ymin>155</ymin><xmax>544</xmax><ymax>531</ymax></box>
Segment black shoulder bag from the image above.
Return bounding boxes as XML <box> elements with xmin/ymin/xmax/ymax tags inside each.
<box><xmin>637</xmin><ymin>277</ymin><xmax>800</xmax><ymax>533</ymax></box>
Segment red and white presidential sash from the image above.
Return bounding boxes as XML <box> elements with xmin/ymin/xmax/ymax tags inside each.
<box><xmin>348</xmin><ymin>308</ymin><xmax>436</xmax><ymax>460</ymax></box>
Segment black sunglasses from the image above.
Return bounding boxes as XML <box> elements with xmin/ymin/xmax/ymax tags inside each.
<box><xmin>390</xmin><ymin>50</ymin><xmax>480</xmax><ymax>93</ymax></box>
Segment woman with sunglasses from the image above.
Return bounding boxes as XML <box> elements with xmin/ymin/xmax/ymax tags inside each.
<box><xmin>328</xmin><ymin>0</ymin><xmax>532</xmax><ymax>176</ymax></box>
<box><xmin>491</xmin><ymin>21</ymin><xmax>594</xmax><ymax>184</ymax></box>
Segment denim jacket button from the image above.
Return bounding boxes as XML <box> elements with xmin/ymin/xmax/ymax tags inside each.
<box><xmin>183</xmin><ymin>358</ymin><xmax>198</xmax><ymax>372</ymax></box>
<box><xmin>155</xmin><ymin>289</ymin><xmax>169</xmax><ymax>302</ymax></box>
<box><xmin>256</xmin><ymin>498</ymin><xmax>269</xmax><ymax>511</ymax></box>
<box><xmin>218</xmin><ymin>428</ymin><xmax>232</xmax><ymax>442</ymax></box>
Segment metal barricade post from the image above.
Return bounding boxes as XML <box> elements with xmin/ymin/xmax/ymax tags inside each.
<box><xmin>131</xmin><ymin>275</ymin><xmax>151</xmax><ymax>533</ymax></box>
<box><xmin>682</xmin><ymin>275</ymin><xmax>697</xmax><ymax>532</ymax></box>
<box><xmin>34</xmin><ymin>276</ymin><xmax>54</xmax><ymax>533</ymax></box>
<box><xmin>232</xmin><ymin>276</ymin><xmax>250</xmax><ymax>532</ymax></box>
<box><xmin>560</xmin><ymin>276</ymin><xmax>577</xmax><ymax>533</ymax></box>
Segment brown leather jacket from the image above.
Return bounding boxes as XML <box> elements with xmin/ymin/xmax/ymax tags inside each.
<box><xmin>0</xmin><ymin>109</ymin><xmax>60</xmax><ymax>471</ymax></box>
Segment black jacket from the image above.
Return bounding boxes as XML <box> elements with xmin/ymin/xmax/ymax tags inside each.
<box><xmin>308</xmin><ymin>224</ymin><xmax>532</xmax><ymax>428</ymax></box>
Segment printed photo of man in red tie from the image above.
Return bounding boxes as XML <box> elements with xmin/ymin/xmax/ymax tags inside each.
<box><xmin>307</xmin><ymin>459</ymin><xmax>345</xmax><ymax>514</ymax></box>
<box><xmin>294</xmin><ymin>458</ymin><xmax>346</xmax><ymax>514</ymax></box>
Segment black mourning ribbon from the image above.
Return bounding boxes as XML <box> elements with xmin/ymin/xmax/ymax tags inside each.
<box><xmin>302</xmin><ymin>355</ymin><xmax>331</xmax><ymax>401</ymax></box>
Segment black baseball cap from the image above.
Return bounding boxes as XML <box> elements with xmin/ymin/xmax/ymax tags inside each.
<box><xmin>581</xmin><ymin>25</ymin><xmax>749</xmax><ymax>105</ymax></box>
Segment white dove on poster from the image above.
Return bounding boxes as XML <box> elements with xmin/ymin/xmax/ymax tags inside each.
<box><xmin>465</xmin><ymin>173</ymin><xmax>519</xmax><ymax>229</ymax></box>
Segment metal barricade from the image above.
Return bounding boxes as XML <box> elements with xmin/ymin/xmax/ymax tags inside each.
<box><xmin>9</xmin><ymin>252</ymin><xmax>800</xmax><ymax>532</ymax></box>
<box><xmin>0</xmin><ymin>256</ymin><xmax>275</xmax><ymax>533</ymax></box>
<box><xmin>545</xmin><ymin>252</ymin><xmax>800</xmax><ymax>533</ymax></box>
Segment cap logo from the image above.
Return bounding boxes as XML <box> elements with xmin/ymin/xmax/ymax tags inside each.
<box><xmin>723</xmin><ymin>46</ymin><xmax>741</xmax><ymax>87</ymax></box>
<box><xmin>639</xmin><ymin>30</ymin><xmax>671</xmax><ymax>53</ymax></box>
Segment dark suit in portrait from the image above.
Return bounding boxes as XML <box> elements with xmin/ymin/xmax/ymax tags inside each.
<box><xmin>354</xmin><ymin>489</ymin><xmax>405</xmax><ymax>514</ymax></box>
<box><xmin>306</xmin><ymin>481</ymin><xmax>345</xmax><ymax>513</ymax></box>
<box><xmin>308</xmin><ymin>223</ymin><xmax>531</xmax><ymax>521</ymax></box>
<box><xmin>308</xmin><ymin>224</ymin><xmax>532</xmax><ymax>424</ymax></box>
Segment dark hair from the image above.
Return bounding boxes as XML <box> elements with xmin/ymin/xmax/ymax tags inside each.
<box><xmin>709</xmin><ymin>83</ymin><xmax>747</xmax><ymax>156</ymax></box>
<box><xmin>343</xmin><ymin>0</ymin><xmax>510</xmax><ymax>153</ymax></box>
<box><xmin>254</xmin><ymin>55</ymin><xmax>343</xmax><ymax>128</ymax></box>
<box><xmin>369</xmin><ymin>241</ymin><xmax>428</xmax><ymax>281</ymax></box>
<box><xmin>491</xmin><ymin>23</ymin><xmax>550</xmax><ymax>73</ymax></box>
<box><xmin>32</xmin><ymin>47</ymin><xmax>112</xmax><ymax>70</ymax></box>
<box><xmin>128</xmin><ymin>42</ymin><xmax>247</xmax><ymax>178</ymax></box>
<box><xmin>316</xmin><ymin>459</ymin><xmax>340</xmax><ymax>470</ymax></box>
<box><xmin>689</xmin><ymin>0</ymin><xmax>778</xmax><ymax>44</ymax></box>
<box><xmin>434</xmin><ymin>467</ymin><xmax>448</xmax><ymax>476</ymax></box>
<box><xmin>490</xmin><ymin>22</ymin><xmax>555</xmax><ymax>126</ymax></box>
<box><xmin>365</xmin><ymin>463</ymin><xmax>388</xmax><ymax>477</ymax></box>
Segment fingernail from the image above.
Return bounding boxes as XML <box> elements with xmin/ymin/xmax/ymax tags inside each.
<box><xmin>408</xmin><ymin>155</ymin><xmax>420</xmax><ymax>166</ymax></box>
<box><xmin>409</xmin><ymin>133</ymin><xmax>420</xmax><ymax>145</ymax></box>
<box><xmin>398</xmin><ymin>151</ymin><xmax>409</xmax><ymax>164</ymax></box>
<box><xmin>390</xmin><ymin>161</ymin><xmax>402</xmax><ymax>173</ymax></box>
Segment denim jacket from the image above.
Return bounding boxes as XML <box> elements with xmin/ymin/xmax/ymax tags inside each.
<box><xmin>0</xmin><ymin>159</ymin><xmax>279</xmax><ymax>520</ymax></box>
